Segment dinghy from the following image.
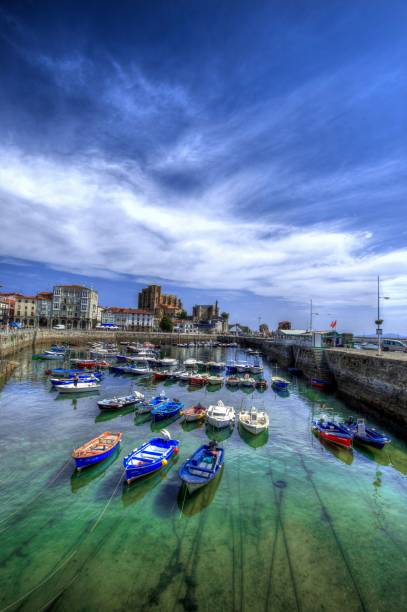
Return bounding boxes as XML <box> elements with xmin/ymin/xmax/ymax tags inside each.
<box><xmin>239</xmin><ymin>406</ymin><xmax>269</xmax><ymax>434</ymax></box>
<box><xmin>240</xmin><ymin>374</ymin><xmax>256</xmax><ymax>387</ymax></box>
<box><xmin>179</xmin><ymin>442</ymin><xmax>224</xmax><ymax>494</ymax></box>
<box><xmin>271</xmin><ymin>376</ymin><xmax>289</xmax><ymax>390</ymax></box>
<box><xmin>97</xmin><ymin>391</ymin><xmax>144</xmax><ymax>410</ymax></box>
<box><xmin>151</xmin><ymin>400</ymin><xmax>184</xmax><ymax>421</ymax></box>
<box><xmin>226</xmin><ymin>375</ymin><xmax>240</xmax><ymax>387</ymax></box>
<box><xmin>312</xmin><ymin>418</ymin><xmax>352</xmax><ymax>449</ymax></box>
<box><xmin>50</xmin><ymin>374</ymin><xmax>101</xmax><ymax>386</ymax></box>
<box><xmin>206</xmin><ymin>375</ymin><xmax>223</xmax><ymax>386</ymax></box>
<box><xmin>123</xmin><ymin>430</ymin><xmax>180</xmax><ymax>484</ymax></box>
<box><xmin>206</xmin><ymin>400</ymin><xmax>235</xmax><ymax>429</ymax></box>
<box><xmin>137</xmin><ymin>392</ymin><xmax>168</xmax><ymax>414</ymax></box>
<box><xmin>72</xmin><ymin>431</ymin><xmax>122</xmax><ymax>470</ymax></box>
<box><xmin>180</xmin><ymin>403</ymin><xmax>207</xmax><ymax>422</ymax></box>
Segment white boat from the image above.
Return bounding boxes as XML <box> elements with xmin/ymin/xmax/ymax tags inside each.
<box><xmin>238</xmin><ymin>406</ymin><xmax>269</xmax><ymax>434</ymax></box>
<box><xmin>206</xmin><ymin>375</ymin><xmax>223</xmax><ymax>386</ymax></box>
<box><xmin>235</xmin><ymin>361</ymin><xmax>251</xmax><ymax>373</ymax></box>
<box><xmin>206</xmin><ymin>400</ymin><xmax>235</xmax><ymax>429</ymax></box>
<box><xmin>240</xmin><ymin>374</ymin><xmax>256</xmax><ymax>387</ymax></box>
<box><xmin>58</xmin><ymin>381</ymin><xmax>100</xmax><ymax>393</ymax></box>
<box><xmin>184</xmin><ymin>358</ymin><xmax>198</xmax><ymax>367</ymax></box>
<box><xmin>250</xmin><ymin>363</ymin><xmax>264</xmax><ymax>374</ymax></box>
<box><xmin>158</xmin><ymin>358</ymin><xmax>178</xmax><ymax>366</ymax></box>
<box><xmin>179</xmin><ymin>371</ymin><xmax>192</xmax><ymax>382</ymax></box>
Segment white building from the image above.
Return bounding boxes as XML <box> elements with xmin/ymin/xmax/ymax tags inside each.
<box><xmin>101</xmin><ymin>308</ymin><xmax>156</xmax><ymax>330</ymax></box>
<box><xmin>173</xmin><ymin>320</ymin><xmax>198</xmax><ymax>334</ymax></box>
<box><xmin>51</xmin><ymin>285</ymin><xmax>99</xmax><ymax>329</ymax></box>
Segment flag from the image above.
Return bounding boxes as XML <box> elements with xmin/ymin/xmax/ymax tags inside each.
<box><xmin>330</xmin><ymin>320</ymin><xmax>337</xmax><ymax>329</ymax></box>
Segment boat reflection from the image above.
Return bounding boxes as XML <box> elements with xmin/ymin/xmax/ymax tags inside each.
<box><xmin>121</xmin><ymin>455</ymin><xmax>179</xmax><ymax>507</ymax></box>
<box><xmin>205</xmin><ymin>424</ymin><xmax>233</xmax><ymax>442</ymax></box>
<box><xmin>238</xmin><ymin>424</ymin><xmax>269</xmax><ymax>449</ymax></box>
<box><xmin>150</xmin><ymin>414</ymin><xmax>180</xmax><ymax>431</ymax></box>
<box><xmin>54</xmin><ymin>390</ymin><xmax>100</xmax><ymax>401</ymax></box>
<box><xmin>70</xmin><ymin>447</ymin><xmax>120</xmax><ymax>493</ymax></box>
<box><xmin>177</xmin><ymin>467</ymin><xmax>223</xmax><ymax>517</ymax></box>
<box><xmin>95</xmin><ymin>406</ymin><xmax>135</xmax><ymax>423</ymax></box>
<box><xmin>273</xmin><ymin>388</ymin><xmax>290</xmax><ymax>399</ymax></box>
<box><xmin>134</xmin><ymin>412</ymin><xmax>152</xmax><ymax>426</ymax></box>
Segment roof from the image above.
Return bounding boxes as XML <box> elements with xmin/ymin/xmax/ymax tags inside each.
<box><xmin>54</xmin><ymin>285</ymin><xmax>95</xmax><ymax>290</ymax></box>
<box><xmin>104</xmin><ymin>307</ymin><xmax>153</xmax><ymax>315</ymax></box>
<box><xmin>36</xmin><ymin>292</ymin><xmax>53</xmax><ymax>299</ymax></box>
<box><xmin>15</xmin><ymin>295</ymin><xmax>37</xmax><ymax>300</ymax></box>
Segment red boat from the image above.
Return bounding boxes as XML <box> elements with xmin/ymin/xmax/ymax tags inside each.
<box><xmin>311</xmin><ymin>378</ymin><xmax>331</xmax><ymax>390</ymax></box>
<box><xmin>153</xmin><ymin>370</ymin><xmax>170</xmax><ymax>380</ymax></box>
<box><xmin>190</xmin><ymin>374</ymin><xmax>208</xmax><ymax>386</ymax></box>
<box><xmin>74</xmin><ymin>360</ymin><xmax>110</xmax><ymax>369</ymax></box>
<box><xmin>312</xmin><ymin>419</ymin><xmax>352</xmax><ymax>449</ymax></box>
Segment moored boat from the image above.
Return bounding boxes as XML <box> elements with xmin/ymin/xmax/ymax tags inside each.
<box><xmin>151</xmin><ymin>400</ymin><xmax>184</xmax><ymax>421</ymax></box>
<box><xmin>206</xmin><ymin>400</ymin><xmax>235</xmax><ymax>429</ymax></box>
<box><xmin>256</xmin><ymin>378</ymin><xmax>268</xmax><ymax>389</ymax></box>
<box><xmin>207</xmin><ymin>375</ymin><xmax>224</xmax><ymax>386</ymax></box>
<box><xmin>238</xmin><ymin>406</ymin><xmax>269</xmax><ymax>435</ymax></box>
<box><xmin>180</xmin><ymin>403</ymin><xmax>207</xmax><ymax>422</ymax></box>
<box><xmin>50</xmin><ymin>374</ymin><xmax>101</xmax><ymax>386</ymax></box>
<box><xmin>312</xmin><ymin>418</ymin><xmax>353</xmax><ymax>449</ymax></box>
<box><xmin>179</xmin><ymin>442</ymin><xmax>224</xmax><ymax>494</ymax></box>
<box><xmin>123</xmin><ymin>430</ymin><xmax>180</xmax><ymax>484</ymax></box>
<box><xmin>344</xmin><ymin>417</ymin><xmax>391</xmax><ymax>449</ymax></box>
<box><xmin>97</xmin><ymin>391</ymin><xmax>144</xmax><ymax>410</ymax></box>
<box><xmin>153</xmin><ymin>370</ymin><xmax>170</xmax><ymax>381</ymax></box>
<box><xmin>240</xmin><ymin>374</ymin><xmax>256</xmax><ymax>387</ymax></box>
<box><xmin>72</xmin><ymin>431</ymin><xmax>122</xmax><ymax>470</ymax></box>
<box><xmin>271</xmin><ymin>376</ymin><xmax>290</xmax><ymax>390</ymax></box>
<box><xmin>58</xmin><ymin>380</ymin><xmax>101</xmax><ymax>393</ymax></box>
<box><xmin>226</xmin><ymin>375</ymin><xmax>240</xmax><ymax>386</ymax></box>
<box><xmin>190</xmin><ymin>374</ymin><xmax>208</xmax><ymax>386</ymax></box>
<box><xmin>311</xmin><ymin>378</ymin><xmax>331</xmax><ymax>390</ymax></box>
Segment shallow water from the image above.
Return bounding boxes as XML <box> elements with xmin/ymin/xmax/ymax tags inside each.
<box><xmin>0</xmin><ymin>345</ymin><xmax>407</xmax><ymax>611</ymax></box>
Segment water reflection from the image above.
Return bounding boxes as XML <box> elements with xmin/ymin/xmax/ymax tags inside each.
<box><xmin>121</xmin><ymin>456</ymin><xmax>179</xmax><ymax>507</ymax></box>
<box><xmin>312</xmin><ymin>431</ymin><xmax>354</xmax><ymax>465</ymax></box>
<box><xmin>205</xmin><ymin>424</ymin><xmax>233</xmax><ymax>442</ymax></box>
<box><xmin>95</xmin><ymin>406</ymin><xmax>135</xmax><ymax>423</ymax></box>
<box><xmin>177</xmin><ymin>468</ymin><xmax>223</xmax><ymax>517</ymax></box>
<box><xmin>70</xmin><ymin>448</ymin><xmax>120</xmax><ymax>493</ymax></box>
<box><xmin>238</xmin><ymin>424</ymin><xmax>269</xmax><ymax>449</ymax></box>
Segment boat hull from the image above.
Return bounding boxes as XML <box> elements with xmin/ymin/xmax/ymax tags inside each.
<box><xmin>74</xmin><ymin>443</ymin><xmax>120</xmax><ymax>470</ymax></box>
<box><xmin>314</xmin><ymin>428</ymin><xmax>352</xmax><ymax>449</ymax></box>
<box><xmin>123</xmin><ymin>438</ymin><xmax>179</xmax><ymax>483</ymax></box>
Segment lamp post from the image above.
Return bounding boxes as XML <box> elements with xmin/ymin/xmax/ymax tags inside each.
<box><xmin>309</xmin><ymin>299</ymin><xmax>319</xmax><ymax>332</ymax></box>
<box><xmin>375</xmin><ymin>276</ymin><xmax>390</xmax><ymax>355</ymax></box>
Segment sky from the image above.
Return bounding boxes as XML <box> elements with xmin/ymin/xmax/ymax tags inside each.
<box><xmin>0</xmin><ymin>0</ymin><xmax>406</xmax><ymax>332</ymax></box>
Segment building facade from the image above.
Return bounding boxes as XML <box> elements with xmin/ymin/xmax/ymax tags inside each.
<box><xmin>137</xmin><ymin>284</ymin><xmax>182</xmax><ymax>316</ymax></box>
<box><xmin>36</xmin><ymin>292</ymin><xmax>53</xmax><ymax>327</ymax></box>
<box><xmin>14</xmin><ymin>295</ymin><xmax>37</xmax><ymax>327</ymax></box>
<box><xmin>0</xmin><ymin>295</ymin><xmax>10</xmax><ymax>325</ymax></box>
<box><xmin>192</xmin><ymin>302</ymin><xmax>219</xmax><ymax>322</ymax></box>
<box><xmin>51</xmin><ymin>285</ymin><xmax>98</xmax><ymax>329</ymax></box>
<box><xmin>101</xmin><ymin>307</ymin><xmax>155</xmax><ymax>329</ymax></box>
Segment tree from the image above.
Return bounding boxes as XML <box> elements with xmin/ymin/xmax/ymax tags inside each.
<box><xmin>221</xmin><ymin>311</ymin><xmax>229</xmax><ymax>319</ymax></box>
<box><xmin>176</xmin><ymin>309</ymin><xmax>188</xmax><ymax>319</ymax></box>
<box><xmin>159</xmin><ymin>315</ymin><xmax>173</xmax><ymax>332</ymax></box>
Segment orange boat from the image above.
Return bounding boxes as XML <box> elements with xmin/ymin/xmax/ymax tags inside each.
<box><xmin>180</xmin><ymin>404</ymin><xmax>207</xmax><ymax>422</ymax></box>
<box><xmin>72</xmin><ymin>431</ymin><xmax>122</xmax><ymax>470</ymax></box>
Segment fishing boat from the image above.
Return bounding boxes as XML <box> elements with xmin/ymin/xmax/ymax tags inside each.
<box><xmin>207</xmin><ymin>361</ymin><xmax>225</xmax><ymax>372</ymax></box>
<box><xmin>180</xmin><ymin>403</ymin><xmax>207</xmax><ymax>422</ymax></box>
<box><xmin>225</xmin><ymin>361</ymin><xmax>238</xmax><ymax>373</ymax></box>
<box><xmin>72</xmin><ymin>431</ymin><xmax>122</xmax><ymax>470</ymax></box>
<box><xmin>206</xmin><ymin>400</ymin><xmax>235</xmax><ymax>429</ymax></box>
<box><xmin>58</xmin><ymin>380</ymin><xmax>101</xmax><ymax>393</ymax></box>
<box><xmin>137</xmin><ymin>393</ymin><xmax>168</xmax><ymax>415</ymax></box>
<box><xmin>238</xmin><ymin>406</ymin><xmax>269</xmax><ymax>434</ymax></box>
<box><xmin>179</xmin><ymin>371</ymin><xmax>192</xmax><ymax>382</ymax></box>
<box><xmin>271</xmin><ymin>376</ymin><xmax>290</xmax><ymax>390</ymax></box>
<box><xmin>151</xmin><ymin>400</ymin><xmax>184</xmax><ymax>421</ymax></box>
<box><xmin>50</xmin><ymin>374</ymin><xmax>101</xmax><ymax>386</ymax></box>
<box><xmin>179</xmin><ymin>442</ymin><xmax>224</xmax><ymax>494</ymax></box>
<box><xmin>167</xmin><ymin>370</ymin><xmax>184</xmax><ymax>380</ymax></box>
<box><xmin>226</xmin><ymin>375</ymin><xmax>240</xmax><ymax>387</ymax></box>
<box><xmin>344</xmin><ymin>417</ymin><xmax>391</xmax><ymax>449</ymax></box>
<box><xmin>250</xmin><ymin>359</ymin><xmax>264</xmax><ymax>375</ymax></box>
<box><xmin>189</xmin><ymin>374</ymin><xmax>208</xmax><ymax>386</ymax></box>
<box><xmin>207</xmin><ymin>375</ymin><xmax>223</xmax><ymax>386</ymax></box>
<box><xmin>240</xmin><ymin>374</ymin><xmax>256</xmax><ymax>388</ymax></box>
<box><xmin>153</xmin><ymin>370</ymin><xmax>171</xmax><ymax>381</ymax></box>
<box><xmin>123</xmin><ymin>430</ymin><xmax>180</xmax><ymax>484</ymax></box>
<box><xmin>311</xmin><ymin>378</ymin><xmax>331</xmax><ymax>390</ymax></box>
<box><xmin>97</xmin><ymin>391</ymin><xmax>144</xmax><ymax>410</ymax></box>
<box><xmin>235</xmin><ymin>361</ymin><xmax>250</xmax><ymax>373</ymax></box>
<box><xmin>71</xmin><ymin>360</ymin><xmax>110</xmax><ymax>368</ymax></box>
<box><xmin>157</xmin><ymin>357</ymin><xmax>178</xmax><ymax>367</ymax></box>
<box><xmin>184</xmin><ymin>358</ymin><xmax>198</xmax><ymax>368</ymax></box>
<box><xmin>312</xmin><ymin>418</ymin><xmax>353</xmax><ymax>449</ymax></box>
<box><xmin>32</xmin><ymin>352</ymin><xmax>65</xmax><ymax>360</ymax></box>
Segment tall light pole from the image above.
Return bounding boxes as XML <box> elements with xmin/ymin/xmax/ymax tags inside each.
<box><xmin>375</xmin><ymin>276</ymin><xmax>390</xmax><ymax>354</ymax></box>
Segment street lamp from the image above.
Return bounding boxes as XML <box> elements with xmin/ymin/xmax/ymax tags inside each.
<box><xmin>309</xmin><ymin>299</ymin><xmax>319</xmax><ymax>332</ymax></box>
<box><xmin>375</xmin><ymin>276</ymin><xmax>390</xmax><ymax>355</ymax></box>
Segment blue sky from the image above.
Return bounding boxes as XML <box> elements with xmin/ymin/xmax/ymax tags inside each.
<box><xmin>0</xmin><ymin>1</ymin><xmax>406</xmax><ymax>332</ymax></box>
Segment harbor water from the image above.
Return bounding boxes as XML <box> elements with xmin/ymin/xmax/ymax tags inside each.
<box><xmin>0</xmin><ymin>345</ymin><xmax>407</xmax><ymax>611</ymax></box>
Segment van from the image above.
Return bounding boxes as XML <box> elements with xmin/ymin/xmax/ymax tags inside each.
<box><xmin>382</xmin><ymin>339</ymin><xmax>407</xmax><ymax>352</ymax></box>
<box><xmin>53</xmin><ymin>324</ymin><xmax>65</xmax><ymax>330</ymax></box>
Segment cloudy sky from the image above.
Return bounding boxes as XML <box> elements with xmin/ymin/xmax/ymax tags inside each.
<box><xmin>0</xmin><ymin>1</ymin><xmax>406</xmax><ymax>332</ymax></box>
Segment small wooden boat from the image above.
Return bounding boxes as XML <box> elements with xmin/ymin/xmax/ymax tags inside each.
<box><xmin>271</xmin><ymin>376</ymin><xmax>289</xmax><ymax>390</ymax></box>
<box><xmin>207</xmin><ymin>375</ymin><xmax>224</xmax><ymax>386</ymax></box>
<box><xmin>72</xmin><ymin>431</ymin><xmax>122</xmax><ymax>470</ymax></box>
<box><xmin>179</xmin><ymin>442</ymin><xmax>224</xmax><ymax>494</ymax></box>
<box><xmin>344</xmin><ymin>417</ymin><xmax>391</xmax><ymax>449</ymax></box>
<box><xmin>46</xmin><ymin>368</ymin><xmax>100</xmax><ymax>378</ymax></box>
<box><xmin>206</xmin><ymin>400</ymin><xmax>235</xmax><ymax>429</ymax></box>
<box><xmin>151</xmin><ymin>400</ymin><xmax>184</xmax><ymax>421</ymax></box>
<box><xmin>311</xmin><ymin>378</ymin><xmax>331</xmax><ymax>390</ymax></box>
<box><xmin>137</xmin><ymin>392</ymin><xmax>168</xmax><ymax>414</ymax></box>
<box><xmin>97</xmin><ymin>391</ymin><xmax>144</xmax><ymax>410</ymax></box>
<box><xmin>123</xmin><ymin>430</ymin><xmax>180</xmax><ymax>484</ymax></box>
<box><xmin>226</xmin><ymin>376</ymin><xmax>240</xmax><ymax>386</ymax></box>
<box><xmin>180</xmin><ymin>403</ymin><xmax>207</xmax><ymax>422</ymax></box>
<box><xmin>33</xmin><ymin>352</ymin><xmax>65</xmax><ymax>360</ymax></box>
<box><xmin>153</xmin><ymin>370</ymin><xmax>170</xmax><ymax>381</ymax></box>
<box><xmin>240</xmin><ymin>374</ymin><xmax>256</xmax><ymax>387</ymax></box>
<box><xmin>184</xmin><ymin>358</ymin><xmax>198</xmax><ymax>368</ymax></box>
<box><xmin>71</xmin><ymin>360</ymin><xmax>110</xmax><ymax>368</ymax></box>
<box><xmin>179</xmin><ymin>371</ymin><xmax>192</xmax><ymax>382</ymax></box>
<box><xmin>312</xmin><ymin>419</ymin><xmax>352</xmax><ymax>449</ymax></box>
<box><xmin>58</xmin><ymin>381</ymin><xmax>101</xmax><ymax>393</ymax></box>
<box><xmin>239</xmin><ymin>406</ymin><xmax>269</xmax><ymax>434</ymax></box>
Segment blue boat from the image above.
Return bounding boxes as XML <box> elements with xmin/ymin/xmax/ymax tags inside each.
<box><xmin>116</xmin><ymin>355</ymin><xmax>129</xmax><ymax>362</ymax></box>
<box><xmin>72</xmin><ymin>431</ymin><xmax>122</xmax><ymax>470</ymax></box>
<box><xmin>123</xmin><ymin>431</ymin><xmax>180</xmax><ymax>483</ymax></box>
<box><xmin>151</xmin><ymin>400</ymin><xmax>184</xmax><ymax>421</ymax></box>
<box><xmin>271</xmin><ymin>376</ymin><xmax>290</xmax><ymax>390</ymax></box>
<box><xmin>179</xmin><ymin>442</ymin><xmax>224</xmax><ymax>494</ymax></box>
<box><xmin>312</xmin><ymin>419</ymin><xmax>353</xmax><ymax>449</ymax></box>
<box><xmin>51</xmin><ymin>345</ymin><xmax>69</xmax><ymax>352</ymax></box>
<box><xmin>344</xmin><ymin>417</ymin><xmax>391</xmax><ymax>449</ymax></box>
<box><xmin>51</xmin><ymin>375</ymin><xmax>101</xmax><ymax>386</ymax></box>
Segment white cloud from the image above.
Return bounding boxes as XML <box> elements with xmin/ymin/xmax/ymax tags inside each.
<box><xmin>1</xmin><ymin>144</ymin><xmax>406</xmax><ymax>309</ymax></box>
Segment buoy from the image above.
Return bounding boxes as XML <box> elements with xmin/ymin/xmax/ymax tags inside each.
<box><xmin>162</xmin><ymin>459</ymin><xmax>168</xmax><ymax>466</ymax></box>
<box><xmin>174</xmin><ymin>447</ymin><xmax>179</xmax><ymax>454</ymax></box>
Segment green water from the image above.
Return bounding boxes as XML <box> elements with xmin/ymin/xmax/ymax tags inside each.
<box><xmin>1</xmin><ymin>346</ymin><xmax>407</xmax><ymax>612</ymax></box>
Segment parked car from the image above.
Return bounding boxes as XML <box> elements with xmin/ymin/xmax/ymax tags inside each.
<box><xmin>382</xmin><ymin>339</ymin><xmax>407</xmax><ymax>352</ymax></box>
<box><xmin>95</xmin><ymin>324</ymin><xmax>119</xmax><ymax>330</ymax></box>
<box><xmin>53</xmin><ymin>324</ymin><xmax>65</xmax><ymax>330</ymax></box>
